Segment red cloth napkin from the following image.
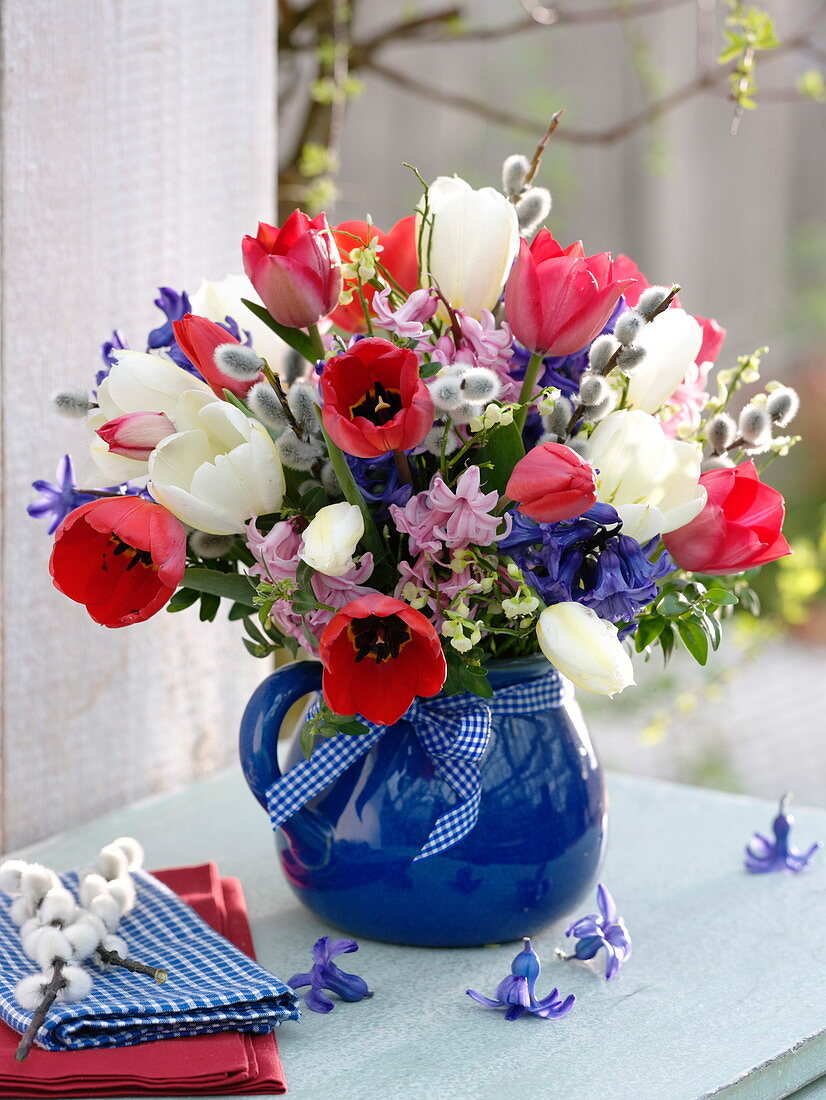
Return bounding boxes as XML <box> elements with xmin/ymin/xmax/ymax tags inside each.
<box><xmin>0</xmin><ymin>864</ymin><xmax>286</xmax><ymax>1096</ymax></box>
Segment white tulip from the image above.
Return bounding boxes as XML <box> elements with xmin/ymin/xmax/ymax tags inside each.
<box><xmin>537</xmin><ymin>603</ymin><xmax>635</xmax><ymax>697</ymax></box>
<box><xmin>299</xmin><ymin>502</ymin><xmax>364</xmax><ymax>577</ymax></box>
<box><xmin>88</xmin><ymin>351</ymin><xmax>213</xmax><ymax>481</ymax></box>
<box><xmin>417</xmin><ymin>176</ymin><xmax>519</xmax><ymax>318</ymax></box>
<box><xmin>585</xmin><ymin>409</ymin><xmax>706</xmax><ymax>543</ymax></box>
<box><xmin>190</xmin><ymin>274</ymin><xmax>288</xmax><ymax>370</ymax></box>
<box><xmin>148</xmin><ymin>400</ymin><xmax>285</xmax><ymax>534</ymax></box>
<box><xmin>625</xmin><ymin>308</ymin><xmax>702</xmax><ymax>414</ymax></box>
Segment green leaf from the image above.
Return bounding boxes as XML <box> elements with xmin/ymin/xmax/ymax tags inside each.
<box><xmin>243</xmin><ymin>637</ymin><xmax>271</xmax><ymax>658</ymax></box>
<box><xmin>336</xmin><ymin>716</ymin><xmax>370</xmax><ymax>736</ymax></box>
<box><xmin>677</xmin><ymin>617</ymin><xmax>709</xmax><ymax>666</ymax></box>
<box><xmin>183</xmin><ymin>567</ymin><xmax>257</xmax><ymax>607</ymax></box>
<box><xmin>419</xmin><ymin>360</ymin><xmax>442</xmax><ymax>378</ymax></box>
<box><xmin>240</xmin><ymin>299</ymin><xmax>317</xmax><ymax>363</ymax></box>
<box><xmin>473</xmin><ymin>420</ymin><xmax>525</xmax><ymax>496</ymax></box>
<box><xmin>659</xmin><ymin>591</ymin><xmax>691</xmax><ymax>617</ymax></box>
<box><xmin>291</xmin><ymin>589</ymin><xmax>318</xmax><ymax>615</ymax></box>
<box><xmin>299</xmin><ymin>485</ymin><xmax>327</xmax><ymax>517</ymax></box>
<box><xmin>300</xmin><ymin>721</ymin><xmax>317</xmax><ymax>760</ymax></box>
<box><xmin>634</xmin><ymin>615</ymin><xmax>666</xmax><ymax>652</ymax></box>
<box><xmin>295</xmin><ymin>558</ymin><xmax>315</xmax><ymax>593</ymax></box>
<box><xmin>660</xmin><ymin>622</ymin><xmax>675</xmax><ymax>665</ymax></box>
<box><xmin>228</xmin><ymin>602</ymin><xmax>251</xmax><ymax>621</ymax></box>
<box><xmin>459</xmin><ymin>663</ymin><xmax>494</xmax><ymax>699</ymax></box>
<box><xmin>199</xmin><ymin>592</ymin><xmax>221</xmax><ymax>622</ymax></box>
<box><xmin>706</xmin><ymin>588</ymin><xmax>738</xmax><ymax>606</ymax></box>
<box><xmin>166</xmin><ymin>587</ymin><xmax>200</xmax><ymax>613</ymax></box>
<box><xmin>442</xmin><ymin>657</ymin><xmax>465</xmax><ymax>695</ymax></box>
<box><xmin>701</xmin><ymin>611</ymin><xmax>723</xmax><ymax>651</ymax></box>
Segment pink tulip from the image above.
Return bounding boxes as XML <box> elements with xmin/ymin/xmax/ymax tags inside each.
<box><xmin>96</xmin><ymin>411</ymin><xmax>175</xmax><ymax>461</ymax></box>
<box><xmin>242</xmin><ymin>211</ymin><xmax>342</xmax><ymax>330</ymax></box>
<box><xmin>504</xmin><ymin>231</ymin><xmax>634</xmax><ymax>357</ymax></box>
<box><xmin>663</xmin><ymin>461</ymin><xmax>790</xmax><ymax>575</ymax></box>
<box><xmin>506</xmin><ymin>442</ymin><xmax>598</xmax><ymax>523</ymax></box>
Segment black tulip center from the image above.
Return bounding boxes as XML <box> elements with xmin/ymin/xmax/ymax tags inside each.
<box><xmin>350</xmin><ymin>380</ymin><xmax>403</xmax><ymax>425</ymax></box>
<box><xmin>349</xmin><ymin>614</ymin><xmax>411</xmax><ymax>664</ymax></box>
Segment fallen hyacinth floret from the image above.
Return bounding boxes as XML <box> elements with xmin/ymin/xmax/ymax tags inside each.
<box><xmin>466</xmin><ymin>937</ymin><xmax>575</xmax><ymax>1021</ymax></box>
<box><xmin>559</xmin><ymin>883</ymin><xmax>631</xmax><ymax>980</ymax></box>
<box><xmin>287</xmin><ymin>936</ymin><xmax>373</xmax><ymax>1014</ymax></box>
<box><xmin>744</xmin><ymin>793</ymin><xmax>820</xmax><ymax>874</ymax></box>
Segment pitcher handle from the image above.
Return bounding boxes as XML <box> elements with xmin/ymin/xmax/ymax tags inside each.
<box><xmin>239</xmin><ymin>661</ymin><xmax>323</xmax><ymax>810</ymax></box>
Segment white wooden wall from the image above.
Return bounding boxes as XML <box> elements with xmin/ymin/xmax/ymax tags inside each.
<box><xmin>0</xmin><ymin>0</ymin><xmax>276</xmax><ymax>850</ymax></box>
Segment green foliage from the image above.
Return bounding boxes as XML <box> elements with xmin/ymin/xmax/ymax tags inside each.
<box><xmin>797</xmin><ymin>69</ymin><xmax>826</xmax><ymax>102</ymax></box>
<box><xmin>472</xmin><ymin>420</ymin><xmax>525</xmax><ymax>496</ymax></box>
<box><xmin>443</xmin><ymin>650</ymin><xmax>494</xmax><ymax>699</ymax></box>
<box><xmin>635</xmin><ymin>576</ymin><xmax>752</xmax><ymax>667</ymax></box>
<box><xmin>719</xmin><ymin>3</ymin><xmax>779</xmax><ymax>112</ymax></box>
<box><xmin>182</xmin><ymin>567</ymin><xmax>257</xmax><ymax>607</ymax></box>
<box><xmin>300</xmin><ymin>702</ymin><xmax>369</xmax><ymax>760</ymax></box>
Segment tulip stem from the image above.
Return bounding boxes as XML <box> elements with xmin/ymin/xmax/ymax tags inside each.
<box><xmin>308</xmin><ymin>324</ymin><xmax>326</xmax><ymax>362</ymax></box>
<box><xmin>315</xmin><ymin>409</ymin><xmax>384</xmax><ymax>561</ymax></box>
<box><xmin>515</xmin><ymin>352</ymin><xmax>545</xmax><ymax>431</ymax></box>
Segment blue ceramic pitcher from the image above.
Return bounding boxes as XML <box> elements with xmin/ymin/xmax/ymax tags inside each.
<box><xmin>240</xmin><ymin>654</ymin><xmax>606</xmax><ymax>947</ymax></box>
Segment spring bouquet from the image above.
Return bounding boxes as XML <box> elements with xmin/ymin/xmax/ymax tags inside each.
<box><xmin>32</xmin><ymin>152</ymin><xmax>799</xmax><ymax>748</ymax></box>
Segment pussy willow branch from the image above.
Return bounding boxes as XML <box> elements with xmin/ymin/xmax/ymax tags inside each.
<box><xmin>278</xmin><ymin>0</ymin><xmax>826</xmax><ymax>215</ymax></box>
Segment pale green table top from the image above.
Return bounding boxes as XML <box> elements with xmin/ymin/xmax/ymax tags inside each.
<box><xmin>9</xmin><ymin>769</ymin><xmax>826</xmax><ymax>1100</ymax></box>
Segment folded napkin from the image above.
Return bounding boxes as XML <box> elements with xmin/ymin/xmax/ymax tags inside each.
<box><xmin>0</xmin><ymin>864</ymin><xmax>290</xmax><ymax>1096</ymax></box>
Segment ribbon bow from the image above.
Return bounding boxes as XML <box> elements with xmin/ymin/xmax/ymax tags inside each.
<box><xmin>265</xmin><ymin>672</ymin><xmax>568</xmax><ymax>862</ymax></box>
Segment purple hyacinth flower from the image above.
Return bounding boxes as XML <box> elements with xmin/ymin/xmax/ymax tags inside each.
<box><xmin>564</xmin><ymin>884</ymin><xmax>631</xmax><ymax>980</ymax></box>
<box><xmin>466</xmin><ymin>937</ymin><xmax>575</xmax><ymax>1022</ymax></box>
<box><xmin>288</xmin><ymin>936</ymin><xmax>373</xmax><ymax>1014</ymax></box>
<box><xmin>744</xmin><ymin>793</ymin><xmax>820</xmax><ymax>874</ymax></box>
<box><xmin>28</xmin><ymin>455</ymin><xmax>98</xmax><ymax>534</ymax></box>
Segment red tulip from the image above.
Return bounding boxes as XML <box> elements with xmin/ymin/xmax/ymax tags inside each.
<box><xmin>614</xmin><ymin>254</ymin><xmax>726</xmax><ymax>365</ymax></box>
<box><xmin>97</xmin><ymin>411</ymin><xmax>175</xmax><ymax>461</ymax></box>
<box><xmin>319</xmin><ymin>593</ymin><xmax>446</xmax><ymax>725</ymax></box>
<box><xmin>506</xmin><ymin>442</ymin><xmax>598</xmax><ymax>523</ymax></box>
<box><xmin>663</xmin><ymin>461</ymin><xmax>790</xmax><ymax>575</ymax></box>
<box><xmin>50</xmin><ymin>497</ymin><xmax>187</xmax><ymax>627</ymax></box>
<box><xmin>242</xmin><ymin>211</ymin><xmax>342</xmax><ymax>330</ymax></box>
<box><xmin>329</xmin><ymin>216</ymin><xmax>419</xmax><ymax>334</ymax></box>
<box><xmin>320</xmin><ymin>337</ymin><xmax>434</xmax><ymax>459</ymax></box>
<box><xmin>173</xmin><ymin>314</ymin><xmax>261</xmax><ymax>399</ymax></box>
<box><xmin>504</xmin><ymin>231</ymin><xmax>634</xmax><ymax>357</ymax></box>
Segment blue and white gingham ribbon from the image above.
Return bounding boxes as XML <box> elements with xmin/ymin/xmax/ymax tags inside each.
<box><xmin>0</xmin><ymin>870</ymin><xmax>300</xmax><ymax>1051</ymax></box>
<box><xmin>266</xmin><ymin>671</ymin><xmax>570</xmax><ymax>862</ymax></box>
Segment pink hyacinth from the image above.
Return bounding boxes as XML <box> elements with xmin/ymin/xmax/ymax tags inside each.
<box><xmin>372</xmin><ymin>286</ymin><xmax>438</xmax><ymax>340</ymax></box>
<box><xmin>661</xmin><ymin>360</ymin><xmax>712</xmax><ymax>439</ymax></box>
<box><xmin>391</xmin><ymin>467</ymin><xmax>508</xmax><ymax>556</ymax></box>
<box><xmin>247</xmin><ymin>520</ymin><xmax>303</xmax><ymax>581</ymax></box>
<box><xmin>429</xmin><ymin>467</ymin><xmax>509</xmax><ymax>549</ymax></box>
<box><xmin>390</xmin><ymin>493</ymin><xmax>446</xmax><ymax>556</ymax></box>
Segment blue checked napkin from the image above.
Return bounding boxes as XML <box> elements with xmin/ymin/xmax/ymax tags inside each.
<box><xmin>0</xmin><ymin>868</ymin><xmax>300</xmax><ymax>1051</ymax></box>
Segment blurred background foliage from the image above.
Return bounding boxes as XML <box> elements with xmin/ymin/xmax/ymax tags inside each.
<box><xmin>277</xmin><ymin>0</ymin><xmax>826</xmax><ymax>800</ymax></box>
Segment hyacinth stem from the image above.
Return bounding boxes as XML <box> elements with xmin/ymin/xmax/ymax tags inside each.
<box><xmin>315</xmin><ymin>409</ymin><xmax>384</xmax><ymax>560</ymax></box>
<box><xmin>96</xmin><ymin>946</ymin><xmax>167</xmax><ymax>984</ymax></box>
<box><xmin>515</xmin><ymin>352</ymin><xmax>545</xmax><ymax>431</ymax></box>
<box><xmin>308</xmin><ymin>324</ymin><xmax>326</xmax><ymax>362</ymax></box>
<box><xmin>15</xmin><ymin>963</ymin><xmax>66</xmax><ymax>1062</ymax></box>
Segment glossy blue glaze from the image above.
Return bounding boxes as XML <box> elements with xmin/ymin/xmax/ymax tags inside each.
<box><xmin>239</xmin><ymin>656</ymin><xmax>607</xmax><ymax>947</ymax></box>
